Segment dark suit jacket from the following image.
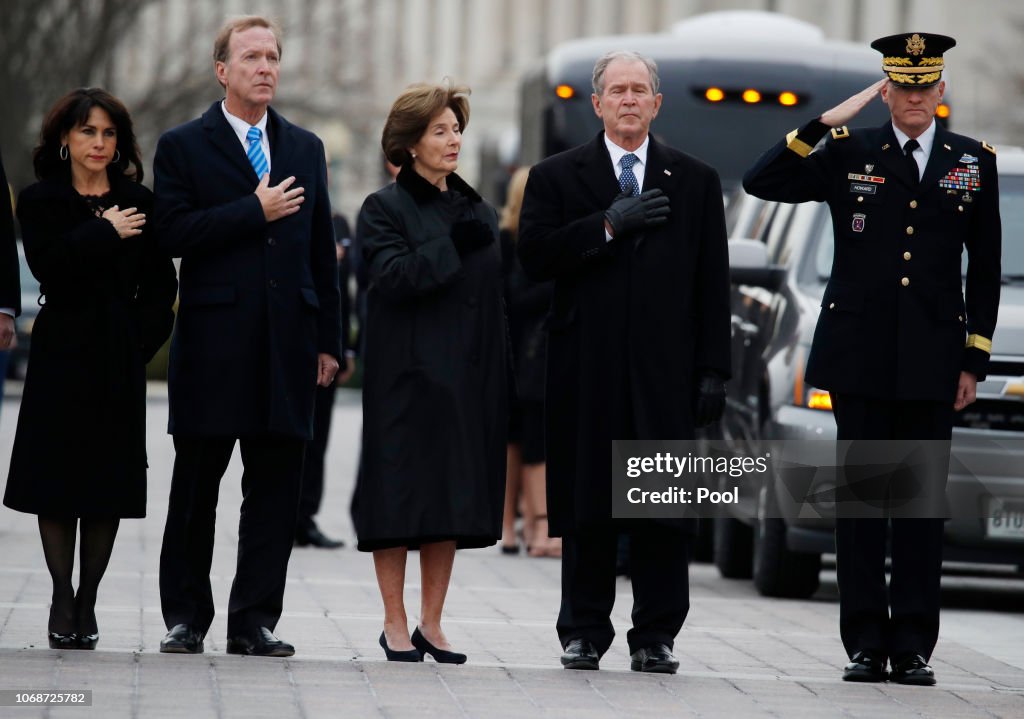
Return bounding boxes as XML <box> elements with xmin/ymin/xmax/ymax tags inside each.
<box><xmin>518</xmin><ymin>132</ymin><xmax>731</xmax><ymax>536</ymax></box>
<box><xmin>743</xmin><ymin>119</ymin><xmax>1001</xmax><ymax>402</ymax></box>
<box><xmin>0</xmin><ymin>149</ymin><xmax>19</xmax><ymax>316</ymax></box>
<box><xmin>154</xmin><ymin>101</ymin><xmax>341</xmax><ymax>439</ymax></box>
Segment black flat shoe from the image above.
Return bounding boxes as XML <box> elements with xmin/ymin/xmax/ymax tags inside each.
<box><xmin>226</xmin><ymin>627</ymin><xmax>295</xmax><ymax>657</ymax></box>
<box><xmin>159</xmin><ymin>624</ymin><xmax>205</xmax><ymax>654</ymax></box>
<box><xmin>842</xmin><ymin>650</ymin><xmax>888</xmax><ymax>682</ymax></box>
<box><xmin>560</xmin><ymin>638</ymin><xmax>600</xmax><ymax>670</ymax></box>
<box><xmin>76</xmin><ymin>633</ymin><xmax>99</xmax><ymax>650</ymax></box>
<box><xmin>379</xmin><ymin>631</ymin><xmax>422</xmax><ymax>662</ymax></box>
<box><xmin>48</xmin><ymin>632</ymin><xmax>77</xmax><ymax>650</ymax></box>
<box><xmin>890</xmin><ymin>654</ymin><xmax>936</xmax><ymax>686</ymax></box>
<box><xmin>411</xmin><ymin>627</ymin><xmax>466</xmax><ymax>664</ymax></box>
<box><xmin>630</xmin><ymin>644</ymin><xmax>679</xmax><ymax>674</ymax></box>
<box><xmin>500</xmin><ymin>543</ymin><xmax>520</xmax><ymax>555</ymax></box>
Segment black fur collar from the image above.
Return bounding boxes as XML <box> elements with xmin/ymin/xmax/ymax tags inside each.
<box><xmin>396</xmin><ymin>163</ymin><xmax>482</xmax><ymax>204</ymax></box>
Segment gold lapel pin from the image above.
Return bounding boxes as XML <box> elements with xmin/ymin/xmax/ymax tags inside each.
<box><xmin>882</xmin><ymin>143</ymin><xmax>891</xmax><ymax>150</ymax></box>
<box><xmin>944</xmin><ymin>144</ymin><xmax>952</xmax><ymax>150</ymax></box>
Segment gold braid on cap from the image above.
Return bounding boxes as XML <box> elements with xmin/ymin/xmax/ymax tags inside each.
<box><xmin>918</xmin><ymin>57</ymin><xmax>945</xmax><ymax>66</ymax></box>
<box><xmin>884</xmin><ymin>57</ymin><xmax>913</xmax><ymax>66</ymax></box>
<box><xmin>886</xmin><ymin>70</ymin><xmax>942</xmax><ymax>84</ymax></box>
<box><xmin>882</xmin><ymin>64</ymin><xmax>945</xmax><ymax>74</ymax></box>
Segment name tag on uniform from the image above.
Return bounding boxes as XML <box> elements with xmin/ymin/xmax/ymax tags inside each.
<box><xmin>850</xmin><ymin>182</ymin><xmax>877</xmax><ymax>194</ymax></box>
<box><xmin>848</xmin><ymin>173</ymin><xmax>885</xmax><ymax>184</ymax></box>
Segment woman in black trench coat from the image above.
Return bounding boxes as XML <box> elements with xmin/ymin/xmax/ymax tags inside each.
<box><xmin>3</xmin><ymin>89</ymin><xmax>177</xmax><ymax>649</ymax></box>
<box><xmin>352</xmin><ymin>82</ymin><xmax>508</xmax><ymax>663</ymax></box>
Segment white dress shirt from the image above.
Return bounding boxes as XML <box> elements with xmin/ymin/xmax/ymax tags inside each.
<box><xmin>603</xmin><ymin>134</ymin><xmax>651</xmax><ymax>241</ymax></box>
<box><xmin>221</xmin><ymin>101</ymin><xmax>271</xmax><ymax>175</ymax></box>
<box><xmin>891</xmin><ymin>119</ymin><xmax>936</xmax><ymax>180</ymax></box>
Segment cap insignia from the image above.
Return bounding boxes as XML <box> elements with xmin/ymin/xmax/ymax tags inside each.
<box><xmin>906</xmin><ymin>34</ymin><xmax>926</xmax><ymax>55</ymax></box>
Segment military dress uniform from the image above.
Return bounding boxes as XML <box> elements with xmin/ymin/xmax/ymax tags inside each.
<box><xmin>744</xmin><ymin>32</ymin><xmax>1001</xmax><ymax>683</ymax></box>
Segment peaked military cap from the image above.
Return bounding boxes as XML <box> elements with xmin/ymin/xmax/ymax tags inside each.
<box><xmin>870</xmin><ymin>32</ymin><xmax>956</xmax><ymax>87</ymax></box>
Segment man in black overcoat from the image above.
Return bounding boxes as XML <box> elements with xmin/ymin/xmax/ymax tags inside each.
<box><xmin>153</xmin><ymin>15</ymin><xmax>341</xmax><ymax>657</ymax></box>
<box><xmin>518</xmin><ymin>50</ymin><xmax>731</xmax><ymax>673</ymax></box>
<box><xmin>0</xmin><ymin>148</ymin><xmax>20</xmax><ymax>377</ymax></box>
<box><xmin>743</xmin><ymin>33</ymin><xmax>1001</xmax><ymax>685</ymax></box>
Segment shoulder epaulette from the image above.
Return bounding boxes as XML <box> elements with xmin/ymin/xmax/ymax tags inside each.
<box><xmin>982</xmin><ymin>141</ymin><xmax>996</xmax><ymax>155</ymax></box>
<box><xmin>831</xmin><ymin>126</ymin><xmax>851</xmax><ymax>140</ymax></box>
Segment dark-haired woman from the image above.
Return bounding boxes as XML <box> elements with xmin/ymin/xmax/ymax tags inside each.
<box><xmin>352</xmin><ymin>82</ymin><xmax>508</xmax><ymax>664</ymax></box>
<box><xmin>3</xmin><ymin>88</ymin><xmax>177</xmax><ymax>650</ymax></box>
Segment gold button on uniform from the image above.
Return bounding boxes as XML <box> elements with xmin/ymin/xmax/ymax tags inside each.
<box><xmin>909</xmin><ymin>200</ymin><xmax>918</xmax><ymax>208</ymax></box>
<box><xmin>903</xmin><ymin>251</ymin><xmax>912</xmax><ymax>261</ymax></box>
<box><xmin>901</xmin><ymin>277</ymin><xmax>910</xmax><ymax>287</ymax></box>
<box><xmin>958</xmin><ymin>205</ymin><xmax>964</xmax><ymax>212</ymax></box>
<box><xmin>857</xmin><ymin>196</ymin><xmax>864</xmax><ymax>203</ymax></box>
<box><xmin>906</xmin><ymin>226</ymin><xmax>914</xmax><ymax>235</ymax></box>
<box><xmin>958</xmin><ymin>315</ymin><xmax>964</xmax><ymax>321</ymax></box>
<box><xmin>829</xmin><ymin>302</ymin><xmax>836</xmax><ymax>309</ymax></box>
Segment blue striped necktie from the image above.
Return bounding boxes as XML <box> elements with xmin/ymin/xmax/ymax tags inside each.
<box><xmin>619</xmin><ymin>153</ymin><xmax>640</xmax><ymax>196</ymax></box>
<box><xmin>246</xmin><ymin>126</ymin><xmax>269</xmax><ymax>178</ymax></box>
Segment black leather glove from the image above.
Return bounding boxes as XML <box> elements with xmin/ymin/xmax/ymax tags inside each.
<box><xmin>694</xmin><ymin>372</ymin><xmax>726</xmax><ymax>428</ymax></box>
<box><xmin>450</xmin><ymin>219</ymin><xmax>495</xmax><ymax>256</ymax></box>
<box><xmin>603</xmin><ymin>188</ymin><xmax>670</xmax><ymax>238</ymax></box>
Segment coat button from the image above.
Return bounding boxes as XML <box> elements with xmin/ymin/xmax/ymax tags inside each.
<box><xmin>901</xmin><ymin>277</ymin><xmax>910</xmax><ymax>287</ymax></box>
<box><xmin>903</xmin><ymin>251</ymin><xmax>912</xmax><ymax>261</ymax></box>
<box><xmin>906</xmin><ymin>226</ymin><xmax>914</xmax><ymax>235</ymax></box>
<box><xmin>829</xmin><ymin>302</ymin><xmax>836</xmax><ymax>309</ymax></box>
<box><xmin>267</xmin><ymin>237</ymin><xmax>276</xmax><ymax>246</ymax></box>
<box><xmin>958</xmin><ymin>205</ymin><xmax>964</xmax><ymax>212</ymax></box>
<box><xmin>857</xmin><ymin>196</ymin><xmax>864</xmax><ymax>203</ymax></box>
<box><xmin>269</xmin><ymin>279</ymin><xmax>278</xmax><ymax>288</ymax></box>
<box><xmin>909</xmin><ymin>200</ymin><xmax>918</xmax><ymax>209</ymax></box>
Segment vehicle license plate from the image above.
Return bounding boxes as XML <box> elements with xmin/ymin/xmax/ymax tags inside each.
<box><xmin>986</xmin><ymin>501</ymin><xmax>1024</xmax><ymax>540</ymax></box>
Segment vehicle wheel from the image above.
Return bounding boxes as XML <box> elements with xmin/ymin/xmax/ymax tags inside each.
<box><xmin>753</xmin><ymin>517</ymin><xmax>821</xmax><ymax>598</ymax></box>
<box><xmin>713</xmin><ymin>516</ymin><xmax>753</xmax><ymax>578</ymax></box>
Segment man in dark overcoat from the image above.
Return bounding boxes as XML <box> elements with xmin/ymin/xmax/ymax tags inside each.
<box><xmin>518</xmin><ymin>50</ymin><xmax>731</xmax><ymax>673</ymax></box>
<box><xmin>0</xmin><ymin>149</ymin><xmax>20</xmax><ymax>389</ymax></box>
<box><xmin>153</xmin><ymin>15</ymin><xmax>341</xmax><ymax>657</ymax></box>
<box><xmin>743</xmin><ymin>33</ymin><xmax>1000</xmax><ymax>685</ymax></box>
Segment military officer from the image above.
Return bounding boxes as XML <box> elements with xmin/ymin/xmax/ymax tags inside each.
<box><xmin>744</xmin><ymin>33</ymin><xmax>1001</xmax><ymax>686</ymax></box>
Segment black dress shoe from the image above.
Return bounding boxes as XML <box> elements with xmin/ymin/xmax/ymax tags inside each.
<box><xmin>842</xmin><ymin>650</ymin><xmax>888</xmax><ymax>682</ymax></box>
<box><xmin>47</xmin><ymin>632</ymin><xmax>77</xmax><ymax>650</ymax></box>
<box><xmin>411</xmin><ymin>627</ymin><xmax>467</xmax><ymax>664</ymax></box>
<box><xmin>226</xmin><ymin>627</ymin><xmax>295</xmax><ymax>657</ymax></box>
<box><xmin>295</xmin><ymin>525</ymin><xmax>345</xmax><ymax>548</ymax></box>
<box><xmin>630</xmin><ymin>644</ymin><xmax>680</xmax><ymax>674</ymax></box>
<box><xmin>560</xmin><ymin>638</ymin><xmax>600</xmax><ymax>670</ymax></box>
<box><xmin>76</xmin><ymin>633</ymin><xmax>99</xmax><ymax>650</ymax></box>
<box><xmin>379</xmin><ymin>631</ymin><xmax>423</xmax><ymax>662</ymax></box>
<box><xmin>160</xmin><ymin>624</ymin><xmax>205</xmax><ymax>654</ymax></box>
<box><xmin>890</xmin><ymin>654</ymin><xmax>936</xmax><ymax>686</ymax></box>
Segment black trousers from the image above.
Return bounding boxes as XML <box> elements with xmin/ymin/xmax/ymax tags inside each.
<box><xmin>159</xmin><ymin>435</ymin><xmax>305</xmax><ymax>638</ymax></box>
<box><xmin>297</xmin><ymin>384</ymin><xmax>335</xmax><ymax>532</ymax></box>
<box><xmin>831</xmin><ymin>393</ymin><xmax>952</xmax><ymax>662</ymax></box>
<box><xmin>557</xmin><ymin>522</ymin><xmax>690</xmax><ymax>656</ymax></box>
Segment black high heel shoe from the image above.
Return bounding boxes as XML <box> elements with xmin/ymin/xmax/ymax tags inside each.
<box><xmin>48</xmin><ymin>632</ymin><xmax>77</xmax><ymax>650</ymax></box>
<box><xmin>411</xmin><ymin>627</ymin><xmax>467</xmax><ymax>664</ymax></box>
<box><xmin>379</xmin><ymin>631</ymin><xmax>422</xmax><ymax>662</ymax></box>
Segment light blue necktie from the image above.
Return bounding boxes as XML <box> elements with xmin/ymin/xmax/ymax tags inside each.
<box><xmin>246</xmin><ymin>126</ymin><xmax>269</xmax><ymax>178</ymax></box>
<box><xmin>619</xmin><ymin>153</ymin><xmax>640</xmax><ymax>196</ymax></box>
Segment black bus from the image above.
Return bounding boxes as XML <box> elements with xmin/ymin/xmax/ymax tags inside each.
<box><xmin>519</xmin><ymin>11</ymin><xmax>950</xmax><ymax>192</ymax></box>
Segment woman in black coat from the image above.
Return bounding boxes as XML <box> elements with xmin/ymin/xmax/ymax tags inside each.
<box><xmin>3</xmin><ymin>88</ymin><xmax>177</xmax><ymax>650</ymax></box>
<box><xmin>352</xmin><ymin>82</ymin><xmax>508</xmax><ymax>664</ymax></box>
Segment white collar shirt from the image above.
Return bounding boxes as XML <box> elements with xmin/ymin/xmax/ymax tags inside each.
<box><xmin>604</xmin><ymin>134</ymin><xmax>650</xmax><ymax>192</ymax></box>
<box><xmin>891</xmin><ymin>119</ymin><xmax>936</xmax><ymax>180</ymax></box>
<box><xmin>221</xmin><ymin>101</ymin><xmax>271</xmax><ymax>174</ymax></box>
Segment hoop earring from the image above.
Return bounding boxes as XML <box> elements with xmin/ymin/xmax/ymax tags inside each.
<box><xmin>113</xmin><ymin>150</ymin><xmax>121</xmax><ymax>163</ymax></box>
<box><xmin>59</xmin><ymin>144</ymin><xmax>69</xmax><ymax>161</ymax></box>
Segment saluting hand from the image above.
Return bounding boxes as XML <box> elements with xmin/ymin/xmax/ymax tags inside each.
<box><xmin>821</xmin><ymin>78</ymin><xmax>888</xmax><ymax>128</ymax></box>
<box><xmin>255</xmin><ymin>174</ymin><xmax>305</xmax><ymax>222</ymax></box>
<box><xmin>101</xmin><ymin>205</ymin><xmax>146</xmax><ymax>239</ymax></box>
